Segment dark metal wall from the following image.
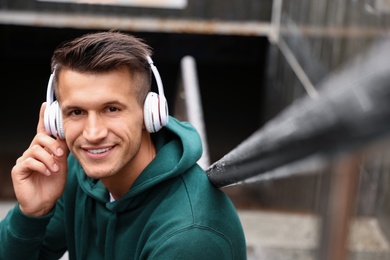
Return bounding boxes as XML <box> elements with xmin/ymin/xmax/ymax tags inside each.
<box><xmin>0</xmin><ymin>0</ymin><xmax>273</xmax><ymax>22</ymax></box>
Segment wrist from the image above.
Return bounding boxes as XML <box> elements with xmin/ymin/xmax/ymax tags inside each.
<box><xmin>19</xmin><ymin>203</ymin><xmax>55</xmax><ymax>217</ymax></box>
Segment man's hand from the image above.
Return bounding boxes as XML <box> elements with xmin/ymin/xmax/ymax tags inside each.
<box><xmin>11</xmin><ymin>102</ymin><xmax>69</xmax><ymax>216</ymax></box>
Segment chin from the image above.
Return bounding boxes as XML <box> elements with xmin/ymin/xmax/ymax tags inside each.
<box><xmin>83</xmin><ymin>167</ymin><xmax>115</xmax><ymax>180</ymax></box>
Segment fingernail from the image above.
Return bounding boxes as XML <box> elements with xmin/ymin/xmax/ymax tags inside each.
<box><xmin>56</xmin><ymin>148</ymin><xmax>64</xmax><ymax>156</ymax></box>
<box><xmin>45</xmin><ymin>169</ymin><xmax>51</xmax><ymax>176</ymax></box>
<box><xmin>53</xmin><ymin>163</ymin><xmax>59</xmax><ymax>172</ymax></box>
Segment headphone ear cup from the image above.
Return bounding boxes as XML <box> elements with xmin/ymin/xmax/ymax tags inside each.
<box><xmin>46</xmin><ymin>101</ymin><xmax>65</xmax><ymax>139</ymax></box>
<box><xmin>144</xmin><ymin>92</ymin><xmax>161</xmax><ymax>133</ymax></box>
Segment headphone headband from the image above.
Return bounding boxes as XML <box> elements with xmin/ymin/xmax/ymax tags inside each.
<box><xmin>147</xmin><ymin>56</ymin><xmax>166</xmax><ymax>99</ymax></box>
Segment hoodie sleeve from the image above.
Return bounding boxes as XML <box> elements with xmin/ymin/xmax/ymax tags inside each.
<box><xmin>0</xmin><ymin>203</ymin><xmax>54</xmax><ymax>259</ymax></box>
<box><xmin>148</xmin><ymin>226</ymin><xmax>246</xmax><ymax>260</ymax></box>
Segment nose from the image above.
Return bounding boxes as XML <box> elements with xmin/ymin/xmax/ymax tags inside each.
<box><xmin>83</xmin><ymin>113</ymin><xmax>108</xmax><ymax>143</ymax></box>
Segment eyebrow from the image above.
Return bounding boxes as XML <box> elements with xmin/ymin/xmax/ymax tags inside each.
<box><xmin>62</xmin><ymin>100</ymin><xmax>127</xmax><ymax>111</ymax></box>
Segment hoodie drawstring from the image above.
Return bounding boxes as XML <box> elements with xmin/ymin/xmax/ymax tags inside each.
<box><xmin>79</xmin><ymin>195</ymin><xmax>92</xmax><ymax>260</ymax></box>
<box><xmin>105</xmin><ymin>212</ymin><xmax>118</xmax><ymax>259</ymax></box>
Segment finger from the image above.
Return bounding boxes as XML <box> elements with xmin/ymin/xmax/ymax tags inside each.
<box><xmin>56</xmin><ymin>138</ymin><xmax>70</xmax><ymax>158</ymax></box>
<box><xmin>27</xmin><ymin>132</ymin><xmax>65</xmax><ymax>158</ymax></box>
<box><xmin>27</xmin><ymin>144</ymin><xmax>61</xmax><ymax>173</ymax></box>
<box><xmin>16</xmin><ymin>152</ymin><xmax>55</xmax><ymax>178</ymax></box>
<box><xmin>37</xmin><ymin>102</ymin><xmax>48</xmax><ymax>135</ymax></box>
<box><xmin>22</xmin><ymin>156</ymin><xmax>54</xmax><ymax>177</ymax></box>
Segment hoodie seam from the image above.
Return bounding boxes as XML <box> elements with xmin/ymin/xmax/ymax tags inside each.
<box><xmin>6</xmin><ymin>228</ymin><xmax>43</xmax><ymax>242</ymax></box>
<box><xmin>150</xmin><ymin>224</ymin><xmax>235</xmax><ymax>259</ymax></box>
<box><xmin>180</xmin><ymin>175</ymin><xmax>196</xmax><ymax>223</ymax></box>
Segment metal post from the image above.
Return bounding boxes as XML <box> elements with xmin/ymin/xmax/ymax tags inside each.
<box><xmin>318</xmin><ymin>152</ymin><xmax>362</xmax><ymax>260</ymax></box>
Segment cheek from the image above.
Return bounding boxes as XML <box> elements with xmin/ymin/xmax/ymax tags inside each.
<box><xmin>115</xmin><ymin>117</ymin><xmax>144</xmax><ymax>138</ymax></box>
<box><xmin>62</xmin><ymin>120</ymin><xmax>82</xmax><ymax>142</ymax></box>
<box><xmin>127</xmin><ymin>108</ymin><xmax>146</xmax><ymax>130</ymax></box>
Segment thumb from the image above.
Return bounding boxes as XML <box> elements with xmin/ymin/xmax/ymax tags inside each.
<box><xmin>37</xmin><ymin>102</ymin><xmax>50</xmax><ymax>135</ymax></box>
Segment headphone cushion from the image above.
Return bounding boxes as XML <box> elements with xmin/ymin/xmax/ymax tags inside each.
<box><xmin>55</xmin><ymin>102</ymin><xmax>65</xmax><ymax>139</ymax></box>
<box><xmin>48</xmin><ymin>101</ymin><xmax>58</xmax><ymax>137</ymax></box>
<box><xmin>45</xmin><ymin>101</ymin><xmax>64</xmax><ymax>139</ymax></box>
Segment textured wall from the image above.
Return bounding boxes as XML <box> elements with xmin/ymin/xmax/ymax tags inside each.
<box><xmin>0</xmin><ymin>0</ymin><xmax>273</xmax><ymax>22</ymax></box>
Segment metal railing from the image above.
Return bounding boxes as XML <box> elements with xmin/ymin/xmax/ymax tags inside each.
<box><xmin>173</xmin><ymin>55</ymin><xmax>211</xmax><ymax>170</ymax></box>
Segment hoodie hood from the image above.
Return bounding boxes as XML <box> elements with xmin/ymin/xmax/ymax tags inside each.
<box><xmin>68</xmin><ymin>116</ymin><xmax>203</xmax><ymax>212</ymax></box>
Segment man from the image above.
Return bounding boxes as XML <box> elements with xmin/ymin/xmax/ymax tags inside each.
<box><xmin>0</xmin><ymin>30</ymin><xmax>246</xmax><ymax>259</ymax></box>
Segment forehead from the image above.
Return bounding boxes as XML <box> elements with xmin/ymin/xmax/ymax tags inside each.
<box><xmin>56</xmin><ymin>68</ymin><xmax>136</xmax><ymax>103</ymax></box>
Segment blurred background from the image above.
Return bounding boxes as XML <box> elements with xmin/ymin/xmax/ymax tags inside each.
<box><xmin>1</xmin><ymin>0</ymin><xmax>390</xmax><ymax>259</ymax></box>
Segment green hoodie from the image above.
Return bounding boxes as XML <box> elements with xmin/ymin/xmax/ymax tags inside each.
<box><xmin>0</xmin><ymin>116</ymin><xmax>247</xmax><ymax>259</ymax></box>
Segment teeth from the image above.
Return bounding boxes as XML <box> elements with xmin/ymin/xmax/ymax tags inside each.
<box><xmin>88</xmin><ymin>147</ymin><xmax>111</xmax><ymax>154</ymax></box>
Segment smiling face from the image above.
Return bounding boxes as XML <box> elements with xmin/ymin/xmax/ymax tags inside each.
<box><xmin>57</xmin><ymin>67</ymin><xmax>147</xmax><ymax>180</ymax></box>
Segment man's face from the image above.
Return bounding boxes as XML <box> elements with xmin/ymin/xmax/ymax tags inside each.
<box><xmin>57</xmin><ymin>67</ymin><xmax>145</xmax><ymax>179</ymax></box>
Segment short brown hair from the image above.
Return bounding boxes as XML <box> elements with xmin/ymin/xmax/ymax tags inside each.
<box><xmin>51</xmin><ymin>30</ymin><xmax>153</xmax><ymax>105</ymax></box>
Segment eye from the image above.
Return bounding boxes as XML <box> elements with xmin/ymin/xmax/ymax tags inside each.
<box><xmin>69</xmin><ymin>109</ymin><xmax>83</xmax><ymax>116</ymax></box>
<box><xmin>107</xmin><ymin>107</ymin><xmax>119</xmax><ymax>112</ymax></box>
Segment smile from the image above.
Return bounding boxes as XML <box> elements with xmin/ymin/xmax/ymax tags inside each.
<box><xmin>88</xmin><ymin>147</ymin><xmax>113</xmax><ymax>154</ymax></box>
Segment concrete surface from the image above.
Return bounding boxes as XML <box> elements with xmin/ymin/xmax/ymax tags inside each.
<box><xmin>239</xmin><ymin>210</ymin><xmax>390</xmax><ymax>260</ymax></box>
<box><xmin>1</xmin><ymin>201</ymin><xmax>390</xmax><ymax>259</ymax></box>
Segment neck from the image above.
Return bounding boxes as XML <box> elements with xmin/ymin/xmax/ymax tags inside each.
<box><xmin>102</xmin><ymin>130</ymin><xmax>156</xmax><ymax>200</ymax></box>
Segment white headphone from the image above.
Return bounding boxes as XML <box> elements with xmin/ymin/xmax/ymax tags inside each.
<box><xmin>43</xmin><ymin>56</ymin><xmax>169</xmax><ymax>139</ymax></box>
<box><xmin>143</xmin><ymin>56</ymin><xmax>169</xmax><ymax>133</ymax></box>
